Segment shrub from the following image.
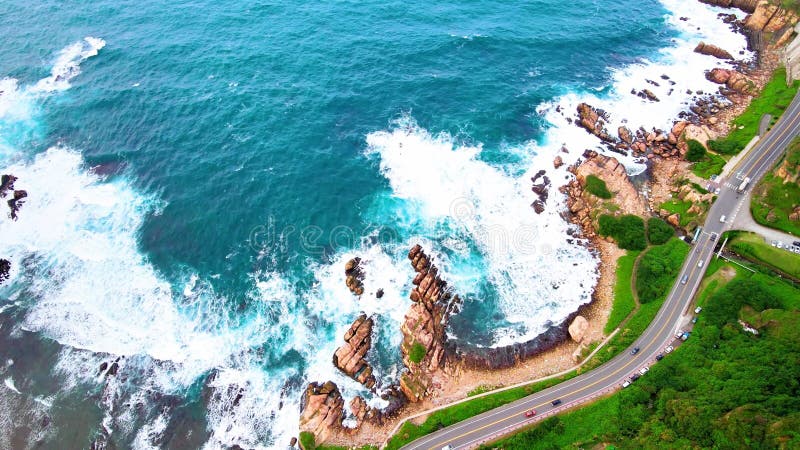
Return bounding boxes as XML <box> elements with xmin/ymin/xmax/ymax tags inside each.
<box><xmin>646</xmin><ymin>217</ymin><xmax>674</xmax><ymax>245</ymax></box>
<box><xmin>636</xmin><ymin>239</ymin><xmax>689</xmax><ymax>304</ymax></box>
<box><xmin>598</xmin><ymin>214</ymin><xmax>647</xmax><ymax>251</ymax></box>
<box><xmin>585</xmin><ymin>175</ymin><xmax>612</xmax><ymax>199</ymax></box>
<box><xmin>707</xmin><ymin>139</ymin><xmax>740</xmax><ymax>155</ymax></box>
<box><xmin>685</xmin><ymin>139</ymin><xmax>707</xmax><ymax>162</ymax></box>
<box><xmin>409</xmin><ymin>342</ymin><xmax>426</xmax><ymax>364</ymax></box>
<box><xmin>299</xmin><ymin>431</ymin><xmax>316</xmax><ymax>450</ymax></box>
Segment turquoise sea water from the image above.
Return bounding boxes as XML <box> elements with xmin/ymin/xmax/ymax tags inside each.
<box><xmin>0</xmin><ymin>1</ymin><xmax>749</xmax><ymax>448</ymax></box>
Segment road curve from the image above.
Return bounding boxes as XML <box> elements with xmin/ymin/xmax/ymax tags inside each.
<box><xmin>400</xmin><ymin>91</ymin><xmax>800</xmax><ymax>450</ymax></box>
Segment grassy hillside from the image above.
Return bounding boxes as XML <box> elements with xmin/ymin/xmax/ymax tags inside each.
<box><xmin>482</xmin><ymin>268</ymin><xmax>800</xmax><ymax>449</ymax></box>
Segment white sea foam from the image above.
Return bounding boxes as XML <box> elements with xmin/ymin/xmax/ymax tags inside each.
<box><xmin>3</xmin><ymin>377</ymin><xmax>20</xmax><ymax>394</ymax></box>
<box><xmin>30</xmin><ymin>37</ymin><xmax>106</xmax><ymax>94</ymax></box>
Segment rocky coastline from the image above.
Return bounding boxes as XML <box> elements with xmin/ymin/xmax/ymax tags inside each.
<box><xmin>299</xmin><ymin>2</ymin><xmax>800</xmax><ymax>448</ymax></box>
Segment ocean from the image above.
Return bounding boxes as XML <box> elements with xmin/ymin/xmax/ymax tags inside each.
<box><xmin>0</xmin><ymin>1</ymin><xmax>749</xmax><ymax>448</ymax></box>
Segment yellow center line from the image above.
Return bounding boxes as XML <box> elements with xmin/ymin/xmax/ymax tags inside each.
<box><xmin>737</xmin><ymin>99</ymin><xmax>800</xmax><ymax>181</ymax></box>
<box><xmin>430</xmin><ymin>259</ymin><xmax>705</xmax><ymax>449</ymax></box>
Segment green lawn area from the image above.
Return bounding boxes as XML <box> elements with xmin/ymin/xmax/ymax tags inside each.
<box><xmin>691</xmin><ymin>151</ymin><xmax>727</xmax><ymax>179</ymax></box>
<box><xmin>707</xmin><ymin>67</ymin><xmax>800</xmax><ymax>155</ymax></box>
<box><xmin>750</xmin><ymin>136</ymin><xmax>800</xmax><ymax>237</ymax></box>
<box><xmin>659</xmin><ymin>199</ymin><xmax>703</xmax><ymax>228</ymax></box>
<box><xmin>482</xmin><ymin>268</ymin><xmax>800</xmax><ymax>449</ymax></box>
<box><xmin>604</xmin><ymin>251</ymin><xmax>639</xmax><ymax>333</ymax></box>
<box><xmin>729</xmin><ymin>232</ymin><xmax>800</xmax><ymax>279</ymax></box>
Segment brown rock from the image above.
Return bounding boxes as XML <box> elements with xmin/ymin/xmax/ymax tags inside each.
<box><xmin>568</xmin><ymin>315</ymin><xmax>589</xmax><ymax>343</ymax></box>
<box><xmin>667</xmin><ymin>213</ymin><xmax>681</xmax><ymax>227</ymax></box>
<box><xmin>744</xmin><ymin>1</ymin><xmax>798</xmax><ymax>33</ymax></box>
<box><xmin>694</xmin><ymin>42</ymin><xmax>733</xmax><ymax>60</ymax></box>
<box><xmin>299</xmin><ymin>381</ymin><xmax>345</xmax><ymax>443</ymax></box>
<box><xmin>618</xmin><ymin>126</ymin><xmax>633</xmax><ymax>144</ymax></box>
<box><xmin>553</xmin><ymin>155</ymin><xmax>563</xmax><ymax>169</ymax></box>
<box><xmin>333</xmin><ymin>314</ymin><xmax>376</xmax><ymax>389</ymax></box>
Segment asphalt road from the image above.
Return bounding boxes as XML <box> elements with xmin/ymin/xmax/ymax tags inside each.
<box><xmin>401</xmin><ymin>92</ymin><xmax>800</xmax><ymax>450</ymax></box>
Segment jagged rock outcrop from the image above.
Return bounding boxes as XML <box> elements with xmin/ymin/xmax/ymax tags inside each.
<box><xmin>568</xmin><ymin>315</ymin><xmax>589</xmax><ymax>343</ymax></box>
<box><xmin>744</xmin><ymin>1</ymin><xmax>798</xmax><ymax>33</ymax></box>
<box><xmin>399</xmin><ymin>245</ymin><xmax>461</xmax><ymax>402</ymax></box>
<box><xmin>567</xmin><ymin>153</ymin><xmax>648</xmax><ymax>235</ymax></box>
<box><xmin>576</xmin><ymin>103</ymin><xmax>614</xmax><ymax>142</ymax></box>
<box><xmin>7</xmin><ymin>189</ymin><xmax>27</xmax><ymax>220</ymax></box>
<box><xmin>699</xmin><ymin>0</ymin><xmax>758</xmax><ymax>13</ymax></box>
<box><xmin>553</xmin><ymin>155</ymin><xmax>563</xmax><ymax>169</ymax></box>
<box><xmin>344</xmin><ymin>258</ymin><xmax>365</xmax><ymax>296</ymax></box>
<box><xmin>530</xmin><ymin>169</ymin><xmax>551</xmax><ymax>214</ymax></box>
<box><xmin>618</xmin><ymin>126</ymin><xmax>633</xmax><ymax>144</ymax></box>
<box><xmin>1</xmin><ymin>174</ymin><xmax>26</xmax><ymax>220</ymax></box>
<box><xmin>694</xmin><ymin>42</ymin><xmax>734</xmax><ymax>60</ymax></box>
<box><xmin>333</xmin><ymin>314</ymin><xmax>376</xmax><ymax>389</ymax></box>
<box><xmin>706</xmin><ymin>68</ymin><xmax>756</xmax><ymax>94</ymax></box>
<box><xmin>299</xmin><ymin>381</ymin><xmax>344</xmax><ymax>443</ymax></box>
<box><xmin>0</xmin><ymin>174</ymin><xmax>16</xmax><ymax>197</ymax></box>
<box><xmin>0</xmin><ymin>259</ymin><xmax>10</xmax><ymax>285</ymax></box>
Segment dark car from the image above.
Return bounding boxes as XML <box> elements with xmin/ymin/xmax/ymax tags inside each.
<box><xmin>631</xmin><ymin>347</ymin><xmax>640</xmax><ymax>355</ymax></box>
<box><xmin>794</xmin><ymin>240</ymin><xmax>800</xmax><ymax>247</ymax></box>
<box><xmin>551</xmin><ymin>399</ymin><xmax>562</xmax><ymax>406</ymax></box>
<box><xmin>656</xmin><ymin>354</ymin><xmax>664</xmax><ymax>361</ymax></box>
<box><xmin>631</xmin><ymin>373</ymin><xmax>641</xmax><ymax>382</ymax></box>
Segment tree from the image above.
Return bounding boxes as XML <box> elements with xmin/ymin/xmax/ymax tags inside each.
<box><xmin>686</xmin><ymin>139</ymin><xmax>707</xmax><ymax>162</ymax></box>
<box><xmin>647</xmin><ymin>217</ymin><xmax>674</xmax><ymax>245</ymax></box>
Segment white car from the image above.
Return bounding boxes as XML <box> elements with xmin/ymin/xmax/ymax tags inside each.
<box><xmin>639</xmin><ymin>366</ymin><xmax>649</xmax><ymax>375</ymax></box>
<box><xmin>694</xmin><ymin>306</ymin><xmax>702</xmax><ymax>314</ymax></box>
<box><xmin>777</xmin><ymin>242</ymin><xmax>784</xmax><ymax>249</ymax></box>
<box><xmin>665</xmin><ymin>345</ymin><xmax>674</xmax><ymax>353</ymax></box>
<box><xmin>622</xmin><ymin>380</ymin><xmax>631</xmax><ymax>388</ymax></box>
<box><xmin>714</xmin><ymin>187</ymin><xmax>720</xmax><ymax>195</ymax></box>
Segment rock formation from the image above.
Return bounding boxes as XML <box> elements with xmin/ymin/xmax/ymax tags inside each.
<box><xmin>332</xmin><ymin>313</ymin><xmax>376</xmax><ymax>389</ymax></box>
<box><xmin>576</xmin><ymin>103</ymin><xmax>614</xmax><ymax>142</ymax></box>
<box><xmin>568</xmin><ymin>315</ymin><xmax>589</xmax><ymax>343</ymax></box>
<box><xmin>699</xmin><ymin>0</ymin><xmax>758</xmax><ymax>13</ymax></box>
<box><xmin>562</xmin><ymin>152</ymin><xmax>648</xmax><ymax>240</ymax></box>
<box><xmin>299</xmin><ymin>381</ymin><xmax>344</xmax><ymax>443</ymax></box>
<box><xmin>743</xmin><ymin>1</ymin><xmax>798</xmax><ymax>33</ymax></box>
<box><xmin>344</xmin><ymin>258</ymin><xmax>365</xmax><ymax>296</ymax></box>
<box><xmin>694</xmin><ymin>42</ymin><xmax>734</xmax><ymax>60</ymax></box>
<box><xmin>0</xmin><ymin>174</ymin><xmax>16</xmax><ymax>197</ymax></box>
<box><xmin>8</xmin><ymin>189</ymin><xmax>27</xmax><ymax>220</ymax></box>
<box><xmin>1</xmin><ymin>174</ymin><xmax>26</xmax><ymax>220</ymax></box>
<box><xmin>530</xmin><ymin>169</ymin><xmax>551</xmax><ymax>214</ymax></box>
<box><xmin>706</xmin><ymin>68</ymin><xmax>756</xmax><ymax>94</ymax></box>
<box><xmin>399</xmin><ymin>244</ymin><xmax>461</xmax><ymax>401</ymax></box>
<box><xmin>553</xmin><ymin>155</ymin><xmax>563</xmax><ymax>169</ymax></box>
<box><xmin>0</xmin><ymin>259</ymin><xmax>10</xmax><ymax>285</ymax></box>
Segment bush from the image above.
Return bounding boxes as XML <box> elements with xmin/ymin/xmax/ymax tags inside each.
<box><xmin>409</xmin><ymin>342</ymin><xmax>426</xmax><ymax>364</ymax></box>
<box><xmin>685</xmin><ymin>139</ymin><xmax>707</xmax><ymax>162</ymax></box>
<box><xmin>646</xmin><ymin>217</ymin><xmax>674</xmax><ymax>245</ymax></box>
<box><xmin>636</xmin><ymin>238</ymin><xmax>689</xmax><ymax>304</ymax></box>
<box><xmin>585</xmin><ymin>175</ymin><xmax>612</xmax><ymax>199</ymax></box>
<box><xmin>299</xmin><ymin>431</ymin><xmax>316</xmax><ymax>450</ymax></box>
<box><xmin>707</xmin><ymin>138</ymin><xmax>740</xmax><ymax>155</ymax></box>
<box><xmin>598</xmin><ymin>214</ymin><xmax>647</xmax><ymax>251</ymax></box>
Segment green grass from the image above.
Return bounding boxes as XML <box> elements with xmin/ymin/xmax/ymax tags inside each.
<box><xmin>466</xmin><ymin>385</ymin><xmax>498</xmax><ymax>397</ymax></box>
<box><xmin>598</xmin><ymin>214</ymin><xmax>647</xmax><ymax>250</ymax></box>
<box><xmin>408</xmin><ymin>342</ymin><xmax>426</xmax><ymax>364</ymax></box>
<box><xmin>750</xmin><ymin>137</ymin><xmax>800</xmax><ymax>236</ymax></box>
<box><xmin>483</xmin><ymin>267</ymin><xmax>800</xmax><ymax>449</ymax></box>
<box><xmin>605</xmin><ymin>251</ymin><xmax>639</xmax><ymax>333</ymax></box>
<box><xmin>477</xmin><ymin>398</ymin><xmax>620</xmax><ymax>450</ymax></box>
<box><xmin>585</xmin><ymin>174</ymin><xmax>612</xmax><ymax>199</ymax></box>
<box><xmin>707</xmin><ymin>67</ymin><xmax>800</xmax><ymax>155</ymax></box>
<box><xmin>729</xmin><ymin>232</ymin><xmax>800</xmax><ymax>279</ymax></box>
<box><xmin>384</xmin><ymin>373</ymin><xmax>577</xmax><ymax>450</ymax></box>
<box><xmin>659</xmin><ymin>199</ymin><xmax>703</xmax><ymax>228</ymax></box>
<box><xmin>691</xmin><ymin>151</ymin><xmax>727</xmax><ymax>179</ymax></box>
<box><xmin>636</xmin><ymin>238</ymin><xmax>690</xmax><ymax>304</ymax></box>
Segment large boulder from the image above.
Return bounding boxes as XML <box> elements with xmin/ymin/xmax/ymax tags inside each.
<box><xmin>299</xmin><ymin>381</ymin><xmax>344</xmax><ymax>443</ymax></box>
<box><xmin>694</xmin><ymin>42</ymin><xmax>733</xmax><ymax>60</ymax></box>
<box><xmin>568</xmin><ymin>315</ymin><xmax>589</xmax><ymax>343</ymax></box>
<box><xmin>744</xmin><ymin>1</ymin><xmax>798</xmax><ymax>33</ymax></box>
<box><xmin>333</xmin><ymin>314</ymin><xmax>376</xmax><ymax>389</ymax></box>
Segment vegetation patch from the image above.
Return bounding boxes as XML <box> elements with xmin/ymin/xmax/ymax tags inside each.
<box><xmin>646</xmin><ymin>217</ymin><xmax>674</xmax><ymax>245</ymax></box>
<box><xmin>636</xmin><ymin>238</ymin><xmax>690</xmax><ymax>304</ymax></box>
<box><xmin>408</xmin><ymin>342</ymin><xmax>426</xmax><ymax>364</ymax></box>
<box><xmin>598</xmin><ymin>214</ymin><xmax>647</xmax><ymax>251</ymax></box>
<box><xmin>685</xmin><ymin>139</ymin><xmax>707</xmax><ymax>162</ymax></box>
<box><xmin>750</xmin><ymin>136</ymin><xmax>800</xmax><ymax>236</ymax></box>
<box><xmin>483</xmin><ymin>269</ymin><xmax>800</xmax><ymax>449</ymax></box>
<box><xmin>691</xmin><ymin>151</ymin><xmax>727</xmax><ymax>179</ymax></box>
<box><xmin>585</xmin><ymin>174</ymin><xmax>613</xmax><ymax>199</ymax></box>
<box><xmin>659</xmin><ymin>199</ymin><xmax>703</xmax><ymax>228</ymax></box>
<box><xmin>604</xmin><ymin>251</ymin><xmax>639</xmax><ymax>333</ymax></box>
<box><xmin>729</xmin><ymin>232</ymin><xmax>800</xmax><ymax>279</ymax></box>
<box><xmin>707</xmin><ymin>67</ymin><xmax>800</xmax><ymax>155</ymax></box>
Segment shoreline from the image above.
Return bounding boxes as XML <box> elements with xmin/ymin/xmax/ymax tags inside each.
<box><xmin>313</xmin><ymin>2</ymin><xmax>798</xmax><ymax>448</ymax></box>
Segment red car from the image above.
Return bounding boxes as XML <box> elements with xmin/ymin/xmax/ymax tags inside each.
<box><xmin>525</xmin><ymin>409</ymin><xmax>537</xmax><ymax>418</ymax></box>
